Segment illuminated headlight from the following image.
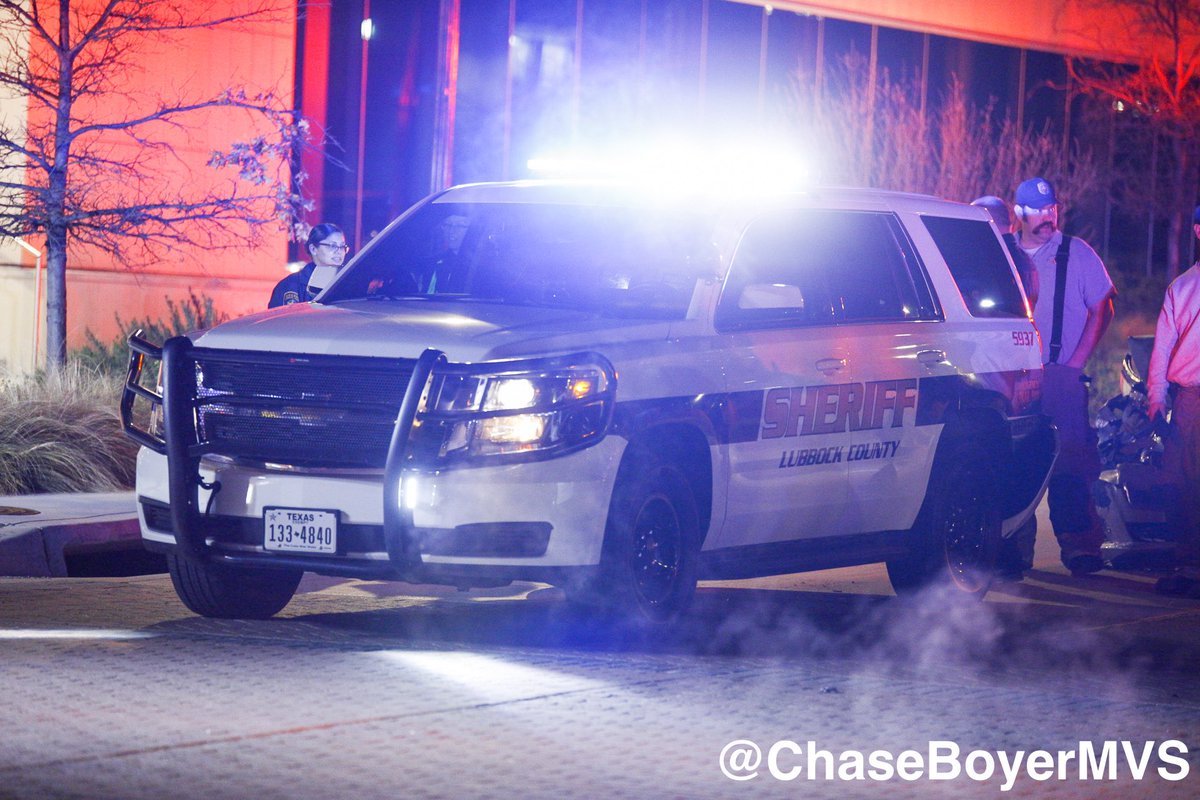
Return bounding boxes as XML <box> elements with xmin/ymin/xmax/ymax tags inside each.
<box><xmin>476</xmin><ymin>413</ymin><xmax>548</xmax><ymax>443</ymax></box>
<box><xmin>423</xmin><ymin>357</ymin><xmax>615</xmax><ymax>462</ymax></box>
<box><xmin>147</xmin><ymin>363</ymin><xmax>165</xmax><ymax>438</ymax></box>
<box><xmin>485</xmin><ymin>378</ymin><xmax>539</xmax><ymax>411</ymax></box>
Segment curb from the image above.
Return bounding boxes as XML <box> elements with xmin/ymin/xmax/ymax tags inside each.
<box><xmin>0</xmin><ymin>492</ymin><xmax>140</xmax><ymax>578</ymax></box>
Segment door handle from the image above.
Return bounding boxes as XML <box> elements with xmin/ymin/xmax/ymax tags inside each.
<box><xmin>816</xmin><ymin>357</ymin><xmax>848</xmax><ymax>374</ymax></box>
<box><xmin>917</xmin><ymin>349</ymin><xmax>946</xmax><ymax>365</ymax></box>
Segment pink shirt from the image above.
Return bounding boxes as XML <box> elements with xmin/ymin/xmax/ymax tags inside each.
<box><xmin>1148</xmin><ymin>263</ymin><xmax>1200</xmax><ymax>404</ymax></box>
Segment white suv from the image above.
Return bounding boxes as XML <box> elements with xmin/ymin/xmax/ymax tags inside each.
<box><xmin>122</xmin><ymin>181</ymin><xmax>1055</xmax><ymax>622</ymax></box>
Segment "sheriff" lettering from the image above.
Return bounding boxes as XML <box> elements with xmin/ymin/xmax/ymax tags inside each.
<box><xmin>760</xmin><ymin>379</ymin><xmax>918</xmax><ymax>439</ymax></box>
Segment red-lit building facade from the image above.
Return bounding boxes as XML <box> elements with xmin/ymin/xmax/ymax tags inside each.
<box><xmin>0</xmin><ymin>1</ymin><xmax>296</xmax><ymax>372</ymax></box>
<box><xmin>309</xmin><ymin>0</ymin><xmax>1157</xmax><ymax>261</ymax></box>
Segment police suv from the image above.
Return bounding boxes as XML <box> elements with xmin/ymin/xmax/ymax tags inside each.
<box><xmin>122</xmin><ymin>181</ymin><xmax>1055</xmax><ymax>622</ymax></box>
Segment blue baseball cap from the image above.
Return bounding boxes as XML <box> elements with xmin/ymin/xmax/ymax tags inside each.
<box><xmin>1193</xmin><ymin>205</ymin><xmax>1200</xmax><ymax>225</ymax></box>
<box><xmin>1015</xmin><ymin>177</ymin><xmax>1057</xmax><ymax>210</ymax></box>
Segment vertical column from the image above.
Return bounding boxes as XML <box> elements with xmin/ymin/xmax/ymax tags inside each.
<box><xmin>757</xmin><ymin>6</ymin><xmax>769</xmax><ymax>117</ymax></box>
<box><xmin>573</xmin><ymin>0</ymin><xmax>584</xmax><ymax>142</ymax></box>
<box><xmin>431</xmin><ymin>0</ymin><xmax>462</xmax><ymax>193</ymax></box>
<box><xmin>1147</xmin><ymin>133</ymin><xmax>1159</xmax><ymax>276</ymax></box>
<box><xmin>354</xmin><ymin>0</ymin><xmax>371</xmax><ymax>250</ymax></box>
<box><xmin>699</xmin><ymin>0</ymin><xmax>710</xmax><ymax>118</ymax></box>
<box><xmin>503</xmin><ymin>0</ymin><xmax>517</xmax><ymax>180</ymax></box>
<box><xmin>1016</xmin><ymin>49</ymin><xmax>1026</xmax><ymax>133</ymax></box>
<box><xmin>865</xmin><ymin>24</ymin><xmax>878</xmax><ymax>147</ymax></box>
<box><xmin>814</xmin><ymin>17</ymin><xmax>825</xmax><ymax>103</ymax></box>
<box><xmin>1061</xmin><ymin>76</ymin><xmax>1073</xmax><ymax>166</ymax></box>
<box><xmin>1102</xmin><ymin>107</ymin><xmax>1115</xmax><ymax>260</ymax></box>
<box><xmin>637</xmin><ymin>0</ymin><xmax>648</xmax><ymax>130</ymax></box>
<box><xmin>919</xmin><ymin>33</ymin><xmax>929</xmax><ymax>125</ymax></box>
<box><xmin>638</xmin><ymin>0</ymin><xmax>648</xmax><ymax>77</ymax></box>
<box><xmin>296</xmin><ymin>0</ymin><xmax>330</xmax><ymax>226</ymax></box>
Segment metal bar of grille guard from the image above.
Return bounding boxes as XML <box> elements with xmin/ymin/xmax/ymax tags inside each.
<box><xmin>383</xmin><ymin>348</ymin><xmax>445</xmax><ymax>572</ymax></box>
<box><xmin>162</xmin><ymin>335</ymin><xmax>208</xmax><ymax>562</ymax></box>
<box><xmin>120</xmin><ymin>332</ymin><xmax>167</xmax><ymax>453</ymax></box>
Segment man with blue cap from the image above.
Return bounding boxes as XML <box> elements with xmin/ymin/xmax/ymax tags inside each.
<box><xmin>1147</xmin><ymin>205</ymin><xmax>1200</xmax><ymax>597</ymax></box>
<box><xmin>1015</xmin><ymin>176</ymin><xmax>1115</xmax><ymax>575</ymax></box>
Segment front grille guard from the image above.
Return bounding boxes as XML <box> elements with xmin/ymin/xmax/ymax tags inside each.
<box><xmin>119</xmin><ymin>331</ymin><xmax>167</xmax><ymax>454</ymax></box>
<box><xmin>125</xmin><ymin>334</ymin><xmax>443</xmax><ymax>574</ymax></box>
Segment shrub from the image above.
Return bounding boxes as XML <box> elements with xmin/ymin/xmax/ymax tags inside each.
<box><xmin>0</xmin><ymin>290</ymin><xmax>229</xmax><ymax>495</ymax></box>
<box><xmin>73</xmin><ymin>289</ymin><xmax>228</xmax><ymax>377</ymax></box>
<box><xmin>0</xmin><ymin>364</ymin><xmax>139</xmax><ymax>494</ymax></box>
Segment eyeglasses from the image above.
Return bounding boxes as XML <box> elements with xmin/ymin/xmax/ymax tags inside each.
<box><xmin>318</xmin><ymin>242</ymin><xmax>350</xmax><ymax>252</ymax></box>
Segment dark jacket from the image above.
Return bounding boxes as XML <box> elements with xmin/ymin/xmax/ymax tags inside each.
<box><xmin>268</xmin><ymin>263</ymin><xmax>317</xmax><ymax>308</ymax></box>
<box><xmin>1002</xmin><ymin>232</ymin><xmax>1037</xmax><ymax>303</ymax></box>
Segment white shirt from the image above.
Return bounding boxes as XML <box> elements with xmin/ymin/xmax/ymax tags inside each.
<box><xmin>1019</xmin><ymin>231</ymin><xmax>1114</xmax><ymax>365</ymax></box>
<box><xmin>1148</xmin><ymin>262</ymin><xmax>1200</xmax><ymax>404</ymax></box>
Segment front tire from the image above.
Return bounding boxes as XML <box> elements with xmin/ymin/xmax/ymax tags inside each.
<box><xmin>584</xmin><ymin>447</ymin><xmax>701</xmax><ymax>624</ymax></box>
<box><xmin>167</xmin><ymin>554</ymin><xmax>302</xmax><ymax>619</ymax></box>
<box><xmin>887</xmin><ymin>448</ymin><xmax>1000</xmax><ymax>599</ymax></box>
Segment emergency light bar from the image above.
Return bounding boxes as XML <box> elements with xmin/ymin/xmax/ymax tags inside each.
<box><xmin>526</xmin><ymin>137</ymin><xmax>817</xmax><ymax>196</ymax></box>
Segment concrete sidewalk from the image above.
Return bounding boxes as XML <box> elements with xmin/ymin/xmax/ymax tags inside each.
<box><xmin>0</xmin><ymin>492</ymin><xmax>139</xmax><ymax>577</ymax></box>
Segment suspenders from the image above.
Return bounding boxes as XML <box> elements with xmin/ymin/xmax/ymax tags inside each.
<box><xmin>1048</xmin><ymin>234</ymin><xmax>1073</xmax><ymax>364</ymax></box>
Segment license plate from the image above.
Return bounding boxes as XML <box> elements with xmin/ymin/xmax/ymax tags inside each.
<box><xmin>264</xmin><ymin>508</ymin><xmax>337</xmax><ymax>554</ymax></box>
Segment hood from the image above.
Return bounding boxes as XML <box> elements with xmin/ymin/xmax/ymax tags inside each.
<box><xmin>192</xmin><ymin>298</ymin><xmax>673</xmax><ymax>362</ymax></box>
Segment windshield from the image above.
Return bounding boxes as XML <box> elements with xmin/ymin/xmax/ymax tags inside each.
<box><xmin>322</xmin><ymin>200</ymin><xmax>719</xmax><ymax>319</ymax></box>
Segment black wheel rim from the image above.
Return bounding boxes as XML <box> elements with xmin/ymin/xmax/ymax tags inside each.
<box><xmin>942</xmin><ymin>474</ymin><xmax>991</xmax><ymax>593</ymax></box>
<box><xmin>631</xmin><ymin>493</ymin><xmax>683</xmax><ymax>609</ymax></box>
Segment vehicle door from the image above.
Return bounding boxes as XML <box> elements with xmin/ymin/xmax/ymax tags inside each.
<box><xmin>822</xmin><ymin>212</ymin><xmax>945</xmax><ymax>534</ymax></box>
<box><xmin>712</xmin><ymin>209</ymin><xmax>856</xmax><ymax>547</ymax></box>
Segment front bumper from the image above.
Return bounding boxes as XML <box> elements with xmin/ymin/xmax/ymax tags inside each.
<box><xmin>135</xmin><ymin>435</ymin><xmax>625</xmax><ymax>582</ymax></box>
<box><xmin>124</xmin><ymin>335</ymin><xmax>623</xmax><ymax>584</ymax></box>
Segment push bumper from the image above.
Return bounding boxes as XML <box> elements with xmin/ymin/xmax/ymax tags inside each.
<box><xmin>123</xmin><ymin>335</ymin><xmax>443</xmax><ymax>578</ymax></box>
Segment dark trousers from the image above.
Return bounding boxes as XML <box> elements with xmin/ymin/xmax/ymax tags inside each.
<box><xmin>1164</xmin><ymin>386</ymin><xmax>1200</xmax><ymax>569</ymax></box>
<box><xmin>1041</xmin><ymin>364</ymin><xmax>1105</xmax><ymax>560</ymax></box>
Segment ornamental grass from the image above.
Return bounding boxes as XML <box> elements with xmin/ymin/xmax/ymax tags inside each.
<box><xmin>0</xmin><ymin>364</ymin><xmax>137</xmax><ymax>495</ymax></box>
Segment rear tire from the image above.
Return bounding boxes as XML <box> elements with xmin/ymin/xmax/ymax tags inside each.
<box><xmin>167</xmin><ymin>554</ymin><xmax>302</xmax><ymax>619</ymax></box>
<box><xmin>579</xmin><ymin>447</ymin><xmax>701</xmax><ymax>624</ymax></box>
<box><xmin>887</xmin><ymin>448</ymin><xmax>1000</xmax><ymax>599</ymax></box>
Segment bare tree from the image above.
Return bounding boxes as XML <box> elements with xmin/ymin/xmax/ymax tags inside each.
<box><xmin>0</xmin><ymin>0</ymin><xmax>310</xmax><ymax>368</ymax></box>
<box><xmin>1068</xmin><ymin>0</ymin><xmax>1200</xmax><ymax>278</ymax></box>
<box><xmin>789</xmin><ymin>55</ymin><xmax>1101</xmax><ymax>226</ymax></box>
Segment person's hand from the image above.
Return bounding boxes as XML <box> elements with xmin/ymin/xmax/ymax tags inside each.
<box><xmin>1149</xmin><ymin>399</ymin><xmax>1168</xmax><ymax>422</ymax></box>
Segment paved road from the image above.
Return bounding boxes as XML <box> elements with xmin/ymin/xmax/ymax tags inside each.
<box><xmin>2</xmin><ymin>525</ymin><xmax>1199</xmax><ymax>799</ymax></box>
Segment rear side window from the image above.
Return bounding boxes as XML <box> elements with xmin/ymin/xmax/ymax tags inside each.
<box><xmin>920</xmin><ymin>216</ymin><xmax>1026</xmax><ymax>318</ymax></box>
<box><xmin>717</xmin><ymin>209</ymin><xmax>936</xmax><ymax>330</ymax></box>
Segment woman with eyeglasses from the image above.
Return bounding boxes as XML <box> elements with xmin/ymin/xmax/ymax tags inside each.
<box><xmin>268</xmin><ymin>223</ymin><xmax>350</xmax><ymax>308</ymax></box>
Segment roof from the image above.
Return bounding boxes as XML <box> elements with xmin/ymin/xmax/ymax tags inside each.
<box><xmin>434</xmin><ymin>180</ymin><xmax>975</xmax><ymax>218</ymax></box>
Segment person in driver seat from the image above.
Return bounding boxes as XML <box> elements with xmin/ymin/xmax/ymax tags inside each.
<box><xmin>416</xmin><ymin>214</ymin><xmax>471</xmax><ymax>293</ymax></box>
